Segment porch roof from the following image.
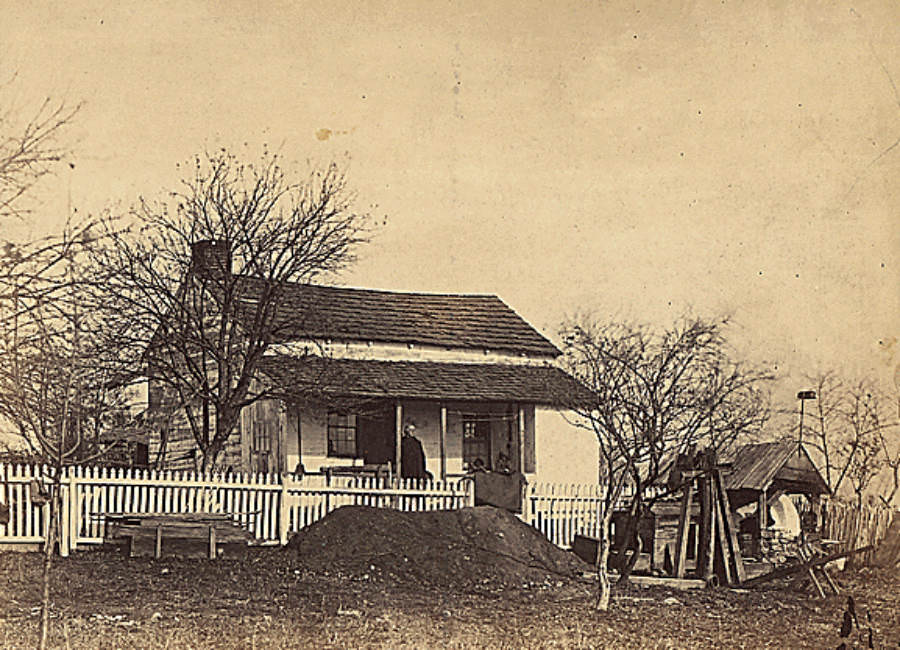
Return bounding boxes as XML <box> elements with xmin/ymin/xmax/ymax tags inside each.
<box><xmin>259</xmin><ymin>354</ymin><xmax>593</xmax><ymax>406</ymax></box>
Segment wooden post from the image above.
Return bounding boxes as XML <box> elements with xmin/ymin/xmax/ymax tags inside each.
<box><xmin>439</xmin><ymin>405</ymin><xmax>447</xmax><ymax>482</ymax></box>
<box><xmin>703</xmin><ymin>478</ymin><xmax>715</xmax><ymax>580</ymax></box>
<box><xmin>68</xmin><ymin>470</ymin><xmax>79</xmax><ymax>553</ymax></box>
<box><xmin>57</xmin><ymin>484</ymin><xmax>68</xmax><ymax>558</ymax></box>
<box><xmin>394</xmin><ymin>402</ymin><xmax>403</xmax><ymax>482</ymax></box>
<box><xmin>697</xmin><ymin>476</ymin><xmax>710</xmax><ymax>578</ymax></box>
<box><xmin>278</xmin><ymin>475</ymin><xmax>290</xmax><ymax>546</ymax></box>
<box><xmin>758</xmin><ymin>489</ymin><xmax>766</xmax><ymax>541</ymax></box>
<box><xmin>673</xmin><ymin>478</ymin><xmax>694</xmax><ymax>578</ymax></box>
<box><xmin>208</xmin><ymin>525</ymin><xmax>216</xmax><ymax>560</ymax></box>
<box><xmin>154</xmin><ymin>525</ymin><xmax>162</xmax><ymax>559</ymax></box>
<box><xmin>517</xmin><ymin>406</ymin><xmax>526</xmax><ymax>473</ymax></box>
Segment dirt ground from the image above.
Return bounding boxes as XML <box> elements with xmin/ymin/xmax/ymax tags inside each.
<box><xmin>1</xmin><ymin>505</ymin><xmax>898</xmax><ymax>649</ymax></box>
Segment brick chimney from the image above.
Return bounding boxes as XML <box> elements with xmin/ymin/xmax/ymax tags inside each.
<box><xmin>191</xmin><ymin>240</ymin><xmax>232</xmax><ymax>281</ymax></box>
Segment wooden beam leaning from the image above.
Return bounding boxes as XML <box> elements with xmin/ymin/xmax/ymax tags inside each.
<box><xmin>699</xmin><ymin>476</ymin><xmax>715</xmax><ymax>581</ymax></box>
<box><xmin>742</xmin><ymin>546</ymin><xmax>873</xmax><ymax>587</ymax></box>
<box><xmin>715</xmin><ymin>469</ymin><xmax>746</xmax><ymax>583</ymax></box>
<box><xmin>673</xmin><ymin>479</ymin><xmax>694</xmax><ymax>578</ymax></box>
<box><xmin>712</xmin><ymin>479</ymin><xmax>733</xmax><ymax>585</ymax></box>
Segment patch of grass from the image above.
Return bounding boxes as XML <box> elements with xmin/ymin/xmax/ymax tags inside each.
<box><xmin>0</xmin><ymin>549</ymin><xmax>897</xmax><ymax>649</ymax></box>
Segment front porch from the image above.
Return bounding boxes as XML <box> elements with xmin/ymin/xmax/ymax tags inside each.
<box><xmin>278</xmin><ymin>399</ymin><xmax>537</xmax><ymax>482</ymax></box>
<box><xmin>244</xmin><ymin>354</ymin><xmax>597</xmax><ymax>483</ymax></box>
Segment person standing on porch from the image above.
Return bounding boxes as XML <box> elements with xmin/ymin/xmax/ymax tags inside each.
<box><xmin>401</xmin><ymin>424</ymin><xmax>431</xmax><ymax>480</ymax></box>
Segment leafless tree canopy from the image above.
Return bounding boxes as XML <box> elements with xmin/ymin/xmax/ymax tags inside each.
<box><xmin>0</xmin><ymin>82</ymin><xmax>79</xmax><ymax>221</ymax></box>
<box><xmin>559</xmin><ymin>315</ymin><xmax>773</xmax><ymax>607</ymax></box>
<box><xmin>801</xmin><ymin>371</ymin><xmax>899</xmax><ymax>507</ymax></box>
<box><xmin>88</xmin><ymin>149</ymin><xmax>370</xmax><ymax>470</ymax></box>
<box><xmin>562</xmin><ymin>316</ymin><xmax>773</xmax><ymax>490</ymax></box>
<box><xmin>0</xmin><ymin>228</ymin><xmax>133</xmax><ymax>466</ymax></box>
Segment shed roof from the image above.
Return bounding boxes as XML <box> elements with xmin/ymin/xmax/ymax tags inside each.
<box><xmin>237</xmin><ymin>278</ymin><xmax>560</xmax><ymax>357</ymax></box>
<box><xmin>724</xmin><ymin>441</ymin><xmax>829</xmax><ymax>495</ymax></box>
<box><xmin>259</xmin><ymin>354</ymin><xmax>593</xmax><ymax>406</ymax></box>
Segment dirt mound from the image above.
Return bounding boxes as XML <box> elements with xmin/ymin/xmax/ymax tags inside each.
<box><xmin>285</xmin><ymin>505</ymin><xmax>589</xmax><ymax>591</ymax></box>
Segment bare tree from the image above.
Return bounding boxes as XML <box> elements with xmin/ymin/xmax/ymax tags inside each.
<box><xmin>802</xmin><ymin>372</ymin><xmax>897</xmax><ymax>506</ymax></box>
<box><xmin>88</xmin><ymin>149</ymin><xmax>370</xmax><ymax>471</ymax></box>
<box><xmin>560</xmin><ymin>315</ymin><xmax>773</xmax><ymax>609</ymax></box>
<box><xmin>0</xmin><ymin>76</ymin><xmax>79</xmax><ymax>221</ymax></box>
<box><xmin>0</xmin><ymin>236</ymin><xmax>133</xmax><ymax>650</ymax></box>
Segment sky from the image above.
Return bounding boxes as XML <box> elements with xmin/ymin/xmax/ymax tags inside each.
<box><xmin>2</xmin><ymin>0</ymin><xmax>899</xmax><ymax>409</ymax></box>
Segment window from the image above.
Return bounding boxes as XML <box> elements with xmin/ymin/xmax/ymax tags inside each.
<box><xmin>462</xmin><ymin>418</ymin><xmax>491</xmax><ymax>470</ymax></box>
<box><xmin>327</xmin><ymin>412</ymin><xmax>358</xmax><ymax>458</ymax></box>
<box><xmin>252</xmin><ymin>420</ymin><xmax>271</xmax><ymax>454</ymax></box>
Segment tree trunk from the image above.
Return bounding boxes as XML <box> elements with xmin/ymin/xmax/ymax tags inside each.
<box><xmin>615</xmin><ymin>493</ymin><xmax>644</xmax><ymax>582</ymax></box>
<box><xmin>595</xmin><ymin>509</ymin><xmax>613</xmax><ymax>611</ymax></box>
<box><xmin>38</xmin><ymin>486</ymin><xmax>59</xmax><ymax>650</ymax></box>
<box><xmin>203</xmin><ymin>406</ymin><xmax>239</xmax><ymax>472</ymax></box>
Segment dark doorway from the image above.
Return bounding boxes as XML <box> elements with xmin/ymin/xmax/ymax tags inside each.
<box><xmin>357</xmin><ymin>406</ymin><xmax>395</xmax><ymax>465</ymax></box>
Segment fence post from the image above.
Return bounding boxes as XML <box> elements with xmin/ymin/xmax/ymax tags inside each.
<box><xmin>278</xmin><ymin>474</ymin><xmax>290</xmax><ymax>546</ymax></box>
<box><xmin>68</xmin><ymin>469</ymin><xmax>79</xmax><ymax>552</ymax></box>
<box><xmin>59</xmin><ymin>469</ymin><xmax>70</xmax><ymax>558</ymax></box>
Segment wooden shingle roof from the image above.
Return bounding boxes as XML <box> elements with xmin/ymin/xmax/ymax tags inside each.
<box><xmin>259</xmin><ymin>355</ymin><xmax>593</xmax><ymax>406</ymax></box>
<box><xmin>724</xmin><ymin>441</ymin><xmax>829</xmax><ymax>495</ymax></box>
<box><xmin>238</xmin><ymin>278</ymin><xmax>560</xmax><ymax>357</ymax></box>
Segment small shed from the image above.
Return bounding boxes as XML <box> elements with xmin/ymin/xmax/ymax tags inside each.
<box><xmin>724</xmin><ymin>441</ymin><xmax>830</xmax><ymax>556</ymax></box>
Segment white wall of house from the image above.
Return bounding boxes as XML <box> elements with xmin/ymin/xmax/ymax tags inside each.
<box><xmin>531</xmin><ymin>408</ymin><xmax>598</xmax><ymax>485</ymax></box>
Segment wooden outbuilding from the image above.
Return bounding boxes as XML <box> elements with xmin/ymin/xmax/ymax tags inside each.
<box><xmin>724</xmin><ymin>441</ymin><xmax>830</xmax><ymax>556</ymax></box>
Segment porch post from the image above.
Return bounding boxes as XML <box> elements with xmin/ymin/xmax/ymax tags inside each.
<box><xmin>439</xmin><ymin>405</ymin><xmax>447</xmax><ymax>482</ymax></box>
<box><xmin>394</xmin><ymin>402</ymin><xmax>403</xmax><ymax>481</ymax></box>
<box><xmin>517</xmin><ymin>405</ymin><xmax>526</xmax><ymax>474</ymax></box>
<box><xmin>758</xmin><ymin>488</ymin><xmax>767</xmax><ymax>539</ymax></box>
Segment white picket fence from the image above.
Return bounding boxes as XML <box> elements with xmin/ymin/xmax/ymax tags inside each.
<box><xmin>0</xmin><ymin>464</ymin><xmax>611</xmax><ymax>553</ymax></box>
<box><xmin>0</xmin><ymin>464</ymin><xmax>475</xmax><ymax>555</ymax></box>
<box><xmin>523</xmin><ymin>483</ymin><xmax>605</xmax><ymax>548</ymax></box>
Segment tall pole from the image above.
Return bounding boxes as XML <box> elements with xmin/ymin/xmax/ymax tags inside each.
<box><xmin>797</xmin><ymin>390</ymin><xmax>816</xmax><ymax>457</ymax></box>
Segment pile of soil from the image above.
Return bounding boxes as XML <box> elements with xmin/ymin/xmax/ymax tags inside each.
<box><xmin>285</xmin><ymin>505</ymin><xmax>589</xmax><ymax>591</ymax></box>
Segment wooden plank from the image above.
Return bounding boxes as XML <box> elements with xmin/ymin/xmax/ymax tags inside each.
<box><xmin>715</xmin><ymin>470</ymin><xmax>746</xmax><ymax>583</ymax></box>
<box><xmin>712</xmin><ymin>479</ymin><xmax>733</xmax><ymax>585</ymax></box>
<box><xmin>673</xmin><ymin>482</ymin><xmax>694</xmax><ymax>578</ymax></box>
<box><xmin>620</xmin><ymin>575</ymin><xmax>706</xmax><ymax>590</ymax></box>
<box><xmin>742</xmin><ymin>546</ymin><xmax>874</xmax><ymax>587</ymax></box>
<box><xmin>701</xmin><ymin>477</ymin><xmax>715</xmax><ymax>580</ymax></box>
<box><xmin>117</xmin><ymin>524</ymin><xmax>252</xmax><ymax>543</ymax></box>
